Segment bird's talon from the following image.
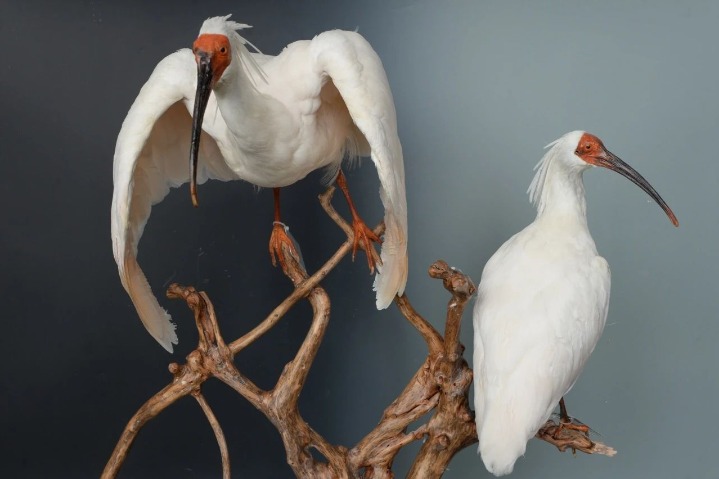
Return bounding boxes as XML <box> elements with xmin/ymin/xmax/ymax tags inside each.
<box><xmin>568</xmin><ymin>423</ymin><xmax>590</xmax><ymax>434</ymax></box>
<box><xmin>269</xmin><ymin>223</ymin><xmax>300</xmax><ymax>274</ymax></box>
<box><xmin>552</xmin><ymin>418</ymin><xmax>591</xmax><ymax>442</ymax></box>
<box><xmin>349</xmin><ymin>217</ymin><xmax>381</xmax><ymax>273</ymax></box>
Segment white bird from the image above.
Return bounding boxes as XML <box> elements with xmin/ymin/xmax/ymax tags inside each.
<box><xmin>111</xmin><ymin>15</ymin><xmax>408</xmax><ymax>352</ymax></box>
<box><xmin>472</xmin><ymin>131</ymin><xmax>677</xmax><ymax>476</ymax></box>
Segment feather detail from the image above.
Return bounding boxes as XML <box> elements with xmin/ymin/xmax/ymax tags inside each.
<box><xmin>112</xmin><ymin>51</ymin><xmax>236</xmax><ymax>352</ymax></box>
<box><xmin>527</xmin><ymin>138</ymin><xmax>561</xmax><ymax>208</ymax></box>
<box><xmin>200</xmin><ymin>15</ymin><xmax>268</xmax><ymax>87</ymax></box>
<box><xmin>527</xmin><ymin>131</ymin><xmax>585</xmax><ymax>212</ymax></box>
<box><xmin>113</xmin><ymin>19</ymin><xmax>409</xmax><ymax>352</ymax></box>
<box><xmin>312</xmin><ymin>30</ymin><xmax>408</xmax><ymax>308</ymax></box>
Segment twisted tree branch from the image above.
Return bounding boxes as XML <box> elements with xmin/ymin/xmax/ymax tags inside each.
<box><xmin>192</xmin><ymin>391</ymin><xmax>230</xmax><ymax>479</ymax></box>
<box><xmin>103</xmin><ymin>186</ymin><xmax>614</xmax><ymax>479</ymax></box>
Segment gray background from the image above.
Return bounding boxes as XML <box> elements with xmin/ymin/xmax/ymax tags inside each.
<box><xmin>1</xmin><ymin>0</ymin><xmax>717</xmax><ymax>477</ymax></box>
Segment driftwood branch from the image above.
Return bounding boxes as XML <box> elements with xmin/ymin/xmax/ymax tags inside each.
<box><xmin>103</xmin><ymin>186</ymin><xmax>614</xmax><ymax>478</ymax></box>
<box><xmin>536</xmin><ymin>420</ymin><xmax>617</xmax><ymax>457</ymax></box>
<box><xmin>193</xmin><ymin>392</ymin><xmax>230</xmax><ymax>479</ymax></box>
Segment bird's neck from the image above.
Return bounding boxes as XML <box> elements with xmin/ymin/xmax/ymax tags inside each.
<box><xmin>213</xmin><ymin>54</ymin><xmax>275</xmax><ymax>144</ymax></box>
<box><xmin>535</xmin><ymin>161</ymin><xmax>589</xmax><ymax>228</ymax></box>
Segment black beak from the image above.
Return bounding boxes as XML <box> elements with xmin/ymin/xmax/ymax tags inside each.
<box><xmin>597</xmin><ymin>150</ymin><xmax>679</xmax><ymax>227</ymax></box>
<box><xmin>190</xmin><ymin>52</ymin><xmax>213</xmax><ymax>207</ymax></box>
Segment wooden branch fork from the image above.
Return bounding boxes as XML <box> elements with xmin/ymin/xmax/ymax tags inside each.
<box><xmin>102</xmin><ymin>186</ymin><xmax>614</xmax><ymax>479</ymax></box>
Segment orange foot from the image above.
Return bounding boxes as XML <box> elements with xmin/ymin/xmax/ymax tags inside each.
<box><xmin>269</xmin><ymin>221</ymin><xmax>302</xmax><ymax>274</ymax></box>
<box><xmin>555</xmin><ymin>419</ymin><xmax>590</xmax><ymax>436</ymax></box>
<box><xmin>350</xmin><ymin>216</ymin><xmax>383</xmax><ymax>274</ymax></box>
<box><xmin>552</xmin><ymin>419</ymin><xmax>594</xmax><ymax>454</ymax></box>
<box><xmin>556</xmin><ymin>397</ymin><xmax>590</xmax><ymax>436</ymax></box>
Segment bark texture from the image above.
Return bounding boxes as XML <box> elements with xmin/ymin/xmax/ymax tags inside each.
<box><xmin>102</xmin><ymin>187</ymin><xmax>613</xmax><ymax>479</ymax></box>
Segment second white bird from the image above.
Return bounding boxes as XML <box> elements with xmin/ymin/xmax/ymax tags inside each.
<box><xmin>472</xmin><ymin>131</ymin><xmax>677</xmax><ymax>476</ymax></box>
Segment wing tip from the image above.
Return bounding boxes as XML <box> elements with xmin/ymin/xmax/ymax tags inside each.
<box><xmin>142</xmin><ymin>306</ymin><xmax>179</xmax><ymax>353</ymax></box>
<box><xmin>122</xmin><ymin>257</ymin><xmax>180</xmax><ymax>353</ymax></box>
<box><xmin>155</xmin><ymin>325</ymin><xmax>179</xmax><ymax>353</ymax></box>
<box><xmin>372</xmin><ymin>248</ymin><xmax>408</xmax><ymax>310</ymax></box>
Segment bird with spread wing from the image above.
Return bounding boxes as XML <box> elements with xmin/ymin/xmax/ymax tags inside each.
<box><xmin>111</xmin><ymin>15</ymin><xmax>408</xmax><ymax>352</ymax></box>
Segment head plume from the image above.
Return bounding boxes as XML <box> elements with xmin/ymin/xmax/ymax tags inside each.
<box><xmin>527</xmin><ymin>130</ymin><xmax>585</xmax><ymax>208</ymax></box>
<box><xmin>198</xmin><ymin>14</ymin><xmax>267</xmax><ymax>85</ymax></box>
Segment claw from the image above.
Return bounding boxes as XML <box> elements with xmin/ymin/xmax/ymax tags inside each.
<box><xmin>335</xmin><ymin>170</ymin><xmax>383</xmax><ymax>274</ymax></box>
<box><xmin>563</xmin><ymin>420</ymin><xmax>590</xmax><ymax>434</ymax></box>
<box><xmin>554</xmin><ymin>419</ymin><xmax>591</xmax><ymax>437</ymax></box>
<box><xmin>269</xmin><ymin>222</ymin><xmax>302</xmax><ymax>274</ymax></box>
<box><xmin>556</xmin><ymin>397</ymin><xmax>590</xmax><ymax>435</ymax></box>
<box><xmin>350</xmin><ymin>216</ymin><xmax>383</xmax><ymax>274</ymax></box>
<box><xmin>550</xmin><ymin>420</ymin><xmax>595</xmax><ymax>454</ymax></box>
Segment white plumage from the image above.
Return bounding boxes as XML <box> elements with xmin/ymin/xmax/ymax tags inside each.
<box><xmin>111</xmin><ymin>15</ymin><xmax>408</xmax><ymax>352</ymax></box>
<box><xmin>472</xmin><ymin>131</ymin><xmax>677</xmax><ymax>476</ymax></box>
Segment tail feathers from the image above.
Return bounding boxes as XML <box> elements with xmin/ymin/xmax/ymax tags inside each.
<box><xmin>122</xmin><ymin>257</ymin><xmax>178</xmax><ymax>353</ymax></box>
<box><xmin>477</xmin><ymin>388</ymin><xmax>555</xmax><ymax>477</ymax></box>
<box><xmin>478</xmin><ymin>418</ymin><xmax>529</xmax><ymax>477</ymax></box>
<box><xmin>373</xmin><ymin>209</ymin><xmax>408</xmax><ymax>309</ymax></box>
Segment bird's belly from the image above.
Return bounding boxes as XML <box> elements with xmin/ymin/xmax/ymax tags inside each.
<box><xmin>478</xmin><ymin>259</ymin><xmax>609</xmax><ymax>401</ymax></box>
<box><xmin>232</xmin><ymin>158</ymin><xmax>332</xmax><ymax>188</ymax></box>
<box><xmin>207</xmin><ymin>72</ymin><xmax>357</xmax><ymax>189</ymax></box>
<box><xmin>218</xmin><ymin>131</ymin><xmax>346</xmax><ymax>188</ymax></box>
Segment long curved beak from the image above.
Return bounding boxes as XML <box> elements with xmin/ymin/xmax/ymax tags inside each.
<box><xmin>190</xmin><ymin>52</ymin><xmax>213</xmax><ymax>207</ymax></box>
<box><xmin>597</xmin><ymin>150</ymin><xmax>679</xmax><ymax>227</ymax></box>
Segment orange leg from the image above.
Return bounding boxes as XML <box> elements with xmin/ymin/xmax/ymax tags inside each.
<box><xmin>556</xmin><ymin>397</ymin><xmax>590</xmax><ymax>435</ymax></box>
<box><xmin>268</xmin><ymin>188</ymin><xmax>301</xmax><ymax>273</ymax></box>
<box><xmin>335</xmin><ymin>170</ymin><xmax>382</xmax><ymax>273</ymax></box>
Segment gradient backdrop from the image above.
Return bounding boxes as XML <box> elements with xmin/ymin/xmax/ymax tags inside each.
<box><xmin>1</xmin><ymin>1</ymin><xmax>717</xmax><ymax>477</ymax></box>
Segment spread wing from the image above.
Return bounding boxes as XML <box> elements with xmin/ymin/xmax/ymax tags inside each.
<box><xmin>111</xmin><ymin>49</ymin><xmax>237</xmax><ymax>352</ymax></box>
<box><xmin>311</xmin><ymin>30</ymin><xmax>408</xmax><ymax>309</ymax></box>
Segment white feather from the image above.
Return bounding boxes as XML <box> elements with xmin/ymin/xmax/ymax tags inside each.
<box><xmin>112</xmin><ymin>17</ymin><xmax>408</xmax><ymax>350</ymax></box>
<box><xmin>310</xmin><ymin>30</ymin><xmax>408</xmax><ymax>307</ymax></box>
<box><xmin>111</xmin><ymin>51</ymin><xmax>237</xmax><ymax>351</ymax></box>
<box><xmin>527</xmin><ymin>130</ymin><xmax>584</xmax><ymax>210</ymax></box>
<box><xmin>473</xmin><ymin>132</ymin><xmax>610</xmax><ymax>475</ymax></box>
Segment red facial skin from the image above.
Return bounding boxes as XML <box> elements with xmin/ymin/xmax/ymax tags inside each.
<box><xmin>193</xmin><ymin>34</ymin><xmax>231</xmax><ymax>83</ymax></box>
<box><xmin>574</xmin><ymin>132</ymin><xmax>606</xmax><ymax>166</ymax></box>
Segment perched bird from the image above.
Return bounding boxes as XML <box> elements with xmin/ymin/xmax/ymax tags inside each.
<box><xmin>472</xmin><ymin>131</ymin><xmax>678</xmax><ymax>476</ymax></box>
<box><xmin>111</xmin><ymin>15</ymin><xmax>408</xmax><ymax>352</ymax></box>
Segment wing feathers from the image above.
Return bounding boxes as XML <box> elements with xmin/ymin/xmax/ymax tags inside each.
<box><xmin>111</xmin><ymin>50</ymin><xmax>235</xmax><ymax>351</ymax></box>
<box><xmin>313</xmin><ymin>31</ymin><xmax>408</xmax><ymax>307</ymax></box>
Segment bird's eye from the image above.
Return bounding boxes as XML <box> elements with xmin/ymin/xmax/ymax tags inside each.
<box><xmin>584</xmin><ymin>144</ymin><xmax>591</xmax><ymax>150</ymax></box>
<box><xmin>219</xmin><ymin>46</ymin><xmax>227</xmax><ymax>54</ymax></box>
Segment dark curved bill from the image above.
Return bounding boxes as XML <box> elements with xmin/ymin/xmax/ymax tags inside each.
<box><xmin>189</xmin><ymin>53</ymin><xmax>213</xmax><ymax>207</ymax></box>
<box><xmin>599</xmin><ymin>151</ymin><xmax>679</xmax><ymax>227</ymax></box>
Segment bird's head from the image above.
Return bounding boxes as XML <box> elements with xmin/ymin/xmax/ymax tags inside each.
<box><xmin>189</xmin><ymin>15</ymin><xmax>254</xmax><ymax>207</ymax></box>
<box><xmin>568</xmin><ymin>131</ymin><xmax>678</xmax><ymax>226</ymax></box>
<box><xmin>192</xmin><ymin>33</ymin><xmax>232</xmax><ymax>89</ymax></box>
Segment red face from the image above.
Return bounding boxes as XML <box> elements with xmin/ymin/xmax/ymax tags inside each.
<box><xmin>574</xmin><ymin>133</ymin><xmax>607</xmax><ymax>166</ymax></box>
<box><xmin>192</xmin><ymin>34</ymin><xmax>231</xmax><ymax>83</ymax></box>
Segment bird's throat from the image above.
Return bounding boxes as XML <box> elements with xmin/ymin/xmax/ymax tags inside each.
<box><xmin>535</xmin><ymin>164</ymin><xmax>589</xmax><ymax>226</ymax></box>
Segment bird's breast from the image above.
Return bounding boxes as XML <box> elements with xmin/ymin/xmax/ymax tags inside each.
<box><xmin>205</xmin><ymin>45</ymin><xmax>358</xmax><ymax>189</ymax></box>
<box><xmin>215</xmin><ymin>119</ymin><xmax>350</xmax><ymax>188</ymax></box>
